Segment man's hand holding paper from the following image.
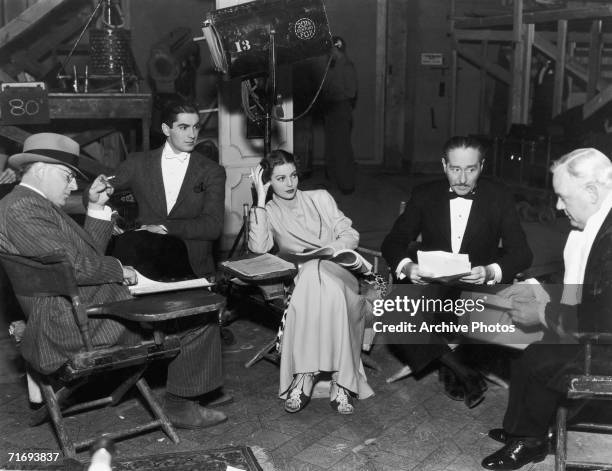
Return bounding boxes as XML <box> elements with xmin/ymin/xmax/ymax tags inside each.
<box><xmin>416</xmin><ymin>250</ymin><xmax>471</xmax><ymax>283</ymax></box>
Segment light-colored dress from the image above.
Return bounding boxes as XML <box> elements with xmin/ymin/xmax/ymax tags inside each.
<box><xmin>249</xmin><ymin>189</ymin><xmax>374</xmax><ymax>399</ymax></box>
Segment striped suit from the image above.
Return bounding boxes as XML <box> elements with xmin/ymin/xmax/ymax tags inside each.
<box><xmin>0</xmin><ymin>185</ymin><xmax>222</xmax><ymax>396</ymax></box>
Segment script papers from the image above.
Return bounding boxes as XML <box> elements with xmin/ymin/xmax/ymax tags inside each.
<box><xmin>221</xmin><ymin>253</ymin><xmax>296</xmax><ymax>278</ymax></box>
<box><xmin>417</xmin><ymin>250</ymin><xmax>471</xmax><ymax>282</ymax></box>
<box><xmin>129</xmin><ymin>270</ymin><xmax>213</xmax><ymax>296</ymax></box>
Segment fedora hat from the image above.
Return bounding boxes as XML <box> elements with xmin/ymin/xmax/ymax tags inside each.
<box><xmin>9</xmin><ymin>133</ymin><xmax>86</xmax><ymax>179</ymax></box>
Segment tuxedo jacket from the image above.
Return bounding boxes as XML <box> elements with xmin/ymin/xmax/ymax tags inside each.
<box><xmin>113</xmin><ymin>148</ymin><xmax>226</xmax><ymax>276</ymax></box>
<box><xmin>381</xmin><ymin>179</ymin><xmax>533</xmax><ymax>283</ymax></box>
<box><xmin>0</xmin><ymin>186</ymin><xmax>131</xmax><ymax>374</ymax></box>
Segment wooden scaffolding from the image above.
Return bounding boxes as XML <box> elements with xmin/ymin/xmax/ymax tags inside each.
<box><xmin>450</xmin><ymin>0</ymin><xmax>612</xmax><ymax>135</ymax></box>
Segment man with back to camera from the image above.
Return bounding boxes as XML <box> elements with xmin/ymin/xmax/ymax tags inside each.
<box><xmin>111</xmin><ymin>100</ymin><xmax>226</xmax><ymax>277</ymax></box>
<box><xmin>0</xmin><ymin>132</ymin><xmax>227</xmax><ymax>429</ymax></box>
<box><xmin>481</xmin><ymin>148</ymin><xmax>612</xmax><ymax>470</ymax></box>
<box><xmin>381</xmin><ymin>135</ymin><xmax>533</xmax><ymax>408</ymax></box>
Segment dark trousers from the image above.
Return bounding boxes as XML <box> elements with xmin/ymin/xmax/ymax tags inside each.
<box><xmin>118</xmin><ymin>313</ymin><xmax>222</xmax><ymax>398</ymax></box>
<box><xmin>165</xmin><ymin>314</ymin><xmax>223</xmax><ymax>397</ymax></box>
<box><xmin>502</xmin><ymin>342</ymin><xmax>580</xmax><ymax>437</ymax></box>
<box><xmin>323</xmin><ymin>99</ymin><xmax>355</xmax><ymax>192</ymax></box>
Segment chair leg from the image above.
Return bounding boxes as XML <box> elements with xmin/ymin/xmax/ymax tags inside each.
<box><xmin>39</xmin><ymin>382</ymin><xmax>76</xmax><ymax>458</ymax></box>
<box><xmin>110</xmin><ymin>367</ymin><xmax>145</xmax><ymax>406</ymax></box>
<box><xmin>135</xmin><ymin>378</ymin><xmax>180</xmax><ymax>444</ymax></box>
<box><xmin>245</xmin><ymin>337</ymin><xmax>277</xmax><ymax>368</ymax></box>
<box><xmin>555</xmin><ymin>405</ymin><xmax>568</xmax><ymax>471</ymax></box>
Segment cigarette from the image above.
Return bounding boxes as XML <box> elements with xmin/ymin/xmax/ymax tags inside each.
<box><xmin>106</xmin><ymin>175</ymin><xmax>116</xmax><ymax>180</ymax></box>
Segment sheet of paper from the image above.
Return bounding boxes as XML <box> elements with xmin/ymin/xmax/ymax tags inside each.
<box><xmin>129</xmin><ymin>270</ymin><xmax>213</xmax><ymax>296</ymax></box>
<box><xmin>417</xmin><ymin>250</ymin><xmax>471</xmax><ymax>277</ymax></box>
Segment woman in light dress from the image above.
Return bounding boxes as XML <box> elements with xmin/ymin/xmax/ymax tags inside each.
<box><xmin>248</xmin><ymin>150</ymin><xmax>374</xmax><ymax>414</ymax></box>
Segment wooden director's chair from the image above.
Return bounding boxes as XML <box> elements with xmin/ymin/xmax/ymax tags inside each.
<box><xmin>1</xmin><ymin>249</ymin><xmax>225</xmax><ymax>458</ymax></box>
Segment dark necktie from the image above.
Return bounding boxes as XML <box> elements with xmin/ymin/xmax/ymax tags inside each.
<box><xmin>448</xmin><ymin>189</ymin><xmax>476</xmax><ymax>200</ymax></box>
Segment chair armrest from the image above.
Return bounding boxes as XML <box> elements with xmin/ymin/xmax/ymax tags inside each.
<box><xmin>87</xmin><ymin>291</ymin><xmax>226</xmax><ymax>322</ymax></box>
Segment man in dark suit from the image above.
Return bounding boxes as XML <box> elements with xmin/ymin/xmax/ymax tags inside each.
<box><xmin>111</xmin><ymin>100</ymin><xmax>226</xmax><ymax>277</ymax></box>
<box><xmin>0</xmin><ymin>133</ymin><xmax>227</xmax><ymax>429</ymax></box>
<box><xmin>381</xmin><ymin>135</ymin><xmax>533</xmax><ymax>407</ymax></box>
<box><xmin>482</xmin><ymin>148</ymin><xmax>612</xmax><ymax>470</ymax></box>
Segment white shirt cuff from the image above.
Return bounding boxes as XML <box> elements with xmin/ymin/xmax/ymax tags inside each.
<box><xmin>87</xmin><ymin>205</ymin><xmax>113</xmax><ymax>221</ymax></box>
<box><xmin>395</xmin><ymin>258</ymin><xmax>413</xmax><ymax>280</ymax></box>
<box><xmin>486</xmin><ymin>263</ymin><xmax>502</xmax><ymax>285</ymax></box>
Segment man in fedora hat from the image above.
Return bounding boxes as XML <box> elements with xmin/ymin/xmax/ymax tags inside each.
<box><xmin>0</xmin><ymin>132</ymin><xmax>228</xmax><ymax>429</ymax></box>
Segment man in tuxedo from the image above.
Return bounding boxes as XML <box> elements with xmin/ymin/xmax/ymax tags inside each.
<box><xmin>482</xmin><ymin>148</ymin><xmax>612</xmax><ymax>470</ymax></box>
<box><xmin>111</xmin><ymin>100</ymin><xmax>226</xmax><ymax>277</ymax></box>
<box><xmin>0</xmin><ymin>133</ymin><xmax>227</xmax><ymax>429</ymax></box>
<box><xmin>381</xmin><ymin>135</ymin><xmax>533</xmax><ymax>407</ymax></box>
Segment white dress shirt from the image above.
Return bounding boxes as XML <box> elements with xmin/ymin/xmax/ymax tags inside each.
<box><xmin>161</xmin><ymin>142</ymin><xmax>190</xmax><ymax>214</ymax></box>
<box><xmin>561</xmin><ymin>191</ymin><xmax>612</xmax><ymax>305</ymax></box>
<box><xmin>396</xmin><ymin>194</ymin><xmax>502</xmax><ymax>283</ymax></box>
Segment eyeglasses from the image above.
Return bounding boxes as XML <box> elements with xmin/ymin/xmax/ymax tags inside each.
<box><xmin>55</xmin><ymin>168</ymin><xmax>76</xmax><ymax>184</ymax></box>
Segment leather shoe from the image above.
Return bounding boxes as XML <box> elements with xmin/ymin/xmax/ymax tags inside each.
<box><xmin>481</xmin><ymin>438</ymin><xmax>547</xmax><ymax>470</ymax></box>
<box><xmin>164</xmin><ymin>399</ymin><xmax>227</xmax><ymax>429</ymax></box>
<box><xmin>488</xmin><ymin>428</ymin><xmax>512</xmax><ymax>444</ymax></box>
<box><xmin>439</xmin><ymin>365</ymin><xmax>465</xmax><ymax>401</ymax></box>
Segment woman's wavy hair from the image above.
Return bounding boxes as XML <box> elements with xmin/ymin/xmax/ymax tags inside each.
<box><xmin>261</xmin><ymin>149</ymin><xmax>301</xmax><ymax>183</ymax></box>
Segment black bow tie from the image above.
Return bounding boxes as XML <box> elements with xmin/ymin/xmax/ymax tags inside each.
<box><xmin>448</xmin><ymin>189</ymin><xmax>476</xmax><ymax>200</ymax></box>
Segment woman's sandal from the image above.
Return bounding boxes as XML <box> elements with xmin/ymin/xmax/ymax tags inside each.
<box><xmin>330</xmin><ymin>381</ymin><xmax>355</xmax><ymax>415</ymax></box>
<box><xmin>284</xmin><ymin>373</ymin><xmax>314</xmax><ymax>413</ymax></box>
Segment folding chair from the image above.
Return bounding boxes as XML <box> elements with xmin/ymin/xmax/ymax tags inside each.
<box><xmin>1</xmin><ymin>249</ymin><xmax>225</xmax><ymax>458</ymax></box>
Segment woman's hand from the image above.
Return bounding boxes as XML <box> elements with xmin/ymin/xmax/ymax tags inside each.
<box><xmin>250</xmin><ymin>164</ymin><xmax>270</xmax><ymax>207</ymax></box>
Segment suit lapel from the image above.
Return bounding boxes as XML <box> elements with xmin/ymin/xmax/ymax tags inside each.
<box><xmin>148</xmin><ymin>148</ymin><xmax>168</xmax><ymax>216</ymax></box>
<box><xmin>169</xmin><ymin>153</ymin><xmax>199</xmax><ymax>216</ymax></box>
<box><xmin>585</xmin><ymin>208</ymin><xmax>612</xmax><ymax>277</ymax></box>
<box><xmin>25</xmin><ymin>190</ymin><xmax>101</xmax><ymax>253</ymax></box>
<box><xmin>433</xmin><ymin>191</ymin><xmax>452</xmax><ymax>249</ymax></box>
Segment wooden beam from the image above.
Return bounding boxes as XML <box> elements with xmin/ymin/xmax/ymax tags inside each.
<box><xmin>521</xmin><ymin>24</ymin><xmax>534</xmax><ymax>124</ymax></box>
<box><xmin>455</xmin><ymin>42</ymin><xmax>511</xmax><ymax>84</ymax></box>
<box><xmin>587</xmin><ymin>19</ymin><xmax>603</xmax><ymax>100</ymax></box>
<box><xmin>0</xmin><ymin>67</ymin><xmax>15</xmax><ymax>82</ymax></box>
<box><xmin>454</xmin><ymin>30</ymin><xmax>514</xmax><ymax>42</ymax></box>
<box><xmin>533</xmin><ymin>32</ymin><xmax>609</xmax><ymax>91</ymax></box>
<box><xmin>553</xmin><ymin>20</ymin><xmax>567</xmax><ymax>116</ymax></box>
<box><xmin>0</xmin><ymin>0</ymin><xmax>71</xmax><ymax>51</ymax></box>
<box><xmin>454</xmin><ymin>5</ymin><xmax>612</xmax><ymax>29</ymax></box>
<box><xmin>509</xmin><ymin>0</ymin><xmax>524</xmax><ymax>125</ymax></box>
<box><xmin>0</xmin><ymin>125</ymin><xmax>30</xmax><ymax>144</ymax></box>
<box><xmin>28</xmin><ymin>10</ymin><xmax>90</xmax><ymax>61</ymax></box>
<box><xmin>478</xmin><ymin>41</ymin><xmax>488</xmax><ymax>133</ymax></box>
<box><xmin>538</xmin><ymin>31</ymin><xmax>612</xmax><ymax>45</ymax></box>
<box><xmin>583</xmin><ymin>83</ymin><xmax>612</xmax><ymax>119</ymax></box>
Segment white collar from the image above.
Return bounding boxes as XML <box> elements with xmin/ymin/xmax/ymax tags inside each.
<box><xmin>162</xmin><ymin>142</ymin><xmax>190</xmax><ymax>162</ymax></box>
<box><xmin>19</xmin><ymin>182</ymin><xmax>46</xmax><ymax>199</ymax></box>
